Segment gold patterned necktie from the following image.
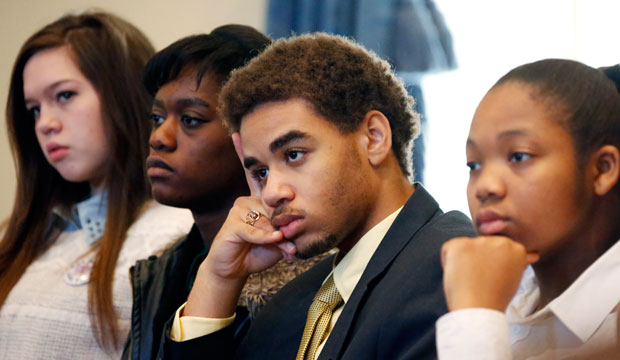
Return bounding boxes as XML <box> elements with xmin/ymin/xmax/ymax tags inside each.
<box><xmin>296</xmin><ymin>274</ymin><xmax>343</xmax><ymax>360</ymax></box>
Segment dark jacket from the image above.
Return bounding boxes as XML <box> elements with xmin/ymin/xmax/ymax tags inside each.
<box><xmin>161</xmin><ymin>185</ymin><xmax>476</xmax><ymax>359</ymax></box>
<box><xmin>122</xmin><ymin>225</ymin><xmax>209</xmax><ymax>360</ymax></box>
<box><xmin>123</xmin><ymin>224</ymin><xmax>330</xmax><ymax>360</ymax></box>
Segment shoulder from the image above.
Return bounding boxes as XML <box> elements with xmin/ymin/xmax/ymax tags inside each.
<box><xmin>119</xmin><ymin>200</ymin><xmax>194</xmax><ymax>266</ymax></box>
<box><xmin>426</xmin><ymin>210</ymin><xmax>476</xmax><ymax>238</ymax></box>
<box><xmin>128</xmin><ymin>200</ymin><xmax>194</xmax><ymax>237</ymax></box>
<box><xmin>397</xmin><ymin>185</ymin><xmax>475</xmax><ymax>242</ymax></box>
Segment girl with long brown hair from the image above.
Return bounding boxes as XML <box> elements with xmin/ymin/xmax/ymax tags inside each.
<box><xmin>0</xmin><ymin>11</ymin><xmax>192</xmax><ymax>358</ymax></box>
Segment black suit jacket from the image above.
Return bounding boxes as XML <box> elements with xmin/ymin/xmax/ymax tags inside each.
<box><xmin>162</xmin><ymin>185</ymin><xmax>475</xmax><ymax>359</ymax></box>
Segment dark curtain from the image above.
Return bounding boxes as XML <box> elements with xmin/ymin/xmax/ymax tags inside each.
<box><xmin>267</xmin><ymin>0</ymin><xmax>456</xmax><ymax>183</ymax></box>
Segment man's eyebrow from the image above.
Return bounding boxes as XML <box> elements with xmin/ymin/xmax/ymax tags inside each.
<box><xmin>243</xmin><ymin>157</ymin><xmax>259</xmax><ymax>169</ymax></box>
<box><xmin>269</xmin><ymin>131</ymin><xmax>308</xmax><ymax>153</ymax></box>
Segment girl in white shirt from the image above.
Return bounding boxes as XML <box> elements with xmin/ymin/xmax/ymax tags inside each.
<box><xmin>438</xmin><ymin>59</ymin><xmax>620</xmax><ymax>359</ymax></box>
<box><xmin>0</xmin><ymin>11</ymin><xmax>192</xmax><ymax>359</ymax></box>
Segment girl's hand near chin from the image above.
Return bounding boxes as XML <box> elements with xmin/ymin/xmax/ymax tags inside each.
<box><xmin>441</xmin><ymin>236</ymin><xmax>539</xmax><ymax>312</ymax></box>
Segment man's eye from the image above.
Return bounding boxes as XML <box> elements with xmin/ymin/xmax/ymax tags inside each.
<box><xmin>509</xmin><ymin>152</ymin><xmax>531</xmax><ymax>163</ymax></box>
<box><xmin>466</xmin><ymin>161</ymin><xmax>480</xmax><ymax>171</ymax></box>
<box><xmin>286</xmin><ymin>150</ymin><xmax>305</xmax><ymax>162</ymax></box>
<box><xmin>252</xmin><ymin>168</ymin><xmax>269</xmax><ymax>182</ymax></box>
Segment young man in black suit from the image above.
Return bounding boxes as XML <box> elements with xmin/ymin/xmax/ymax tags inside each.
<box><xmin>164</xmin><ymin>33</ymin><xmax>475</xmax><ymax>360</ymax></box>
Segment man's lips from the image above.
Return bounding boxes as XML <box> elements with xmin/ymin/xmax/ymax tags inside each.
<box><xmin>271</xmin><ymin>214</ymin><xmax>304</xmax><ymax>239</ymax></box>
<box><xmin>46</xmin><ymin>142</ymin><xmax>69</xmax><ymax>162</ymax></box>
<box><xmin>476</xmin><ymin>210</ymin><xmax>510</xmax><ymax>235</ymax></box>
<box><xmin>146</xmin><ymin>157</ymin><xmax>174</xmax><ymax>177</ymax></box>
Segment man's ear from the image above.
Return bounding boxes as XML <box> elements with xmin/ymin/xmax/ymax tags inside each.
<box><xmin>591</xmin><ymin>145</ymin><xmax>620</xmax><ymax>196</ymax></box>
<box><xmin>360</xmin><ymin>110</ymin><xmax>392</xmax><ymax>167</ymax></box>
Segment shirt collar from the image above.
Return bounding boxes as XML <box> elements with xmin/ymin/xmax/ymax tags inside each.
<box><xmin>332</xmin><ymin>206</ymin><xmax>403</xmax><ymax>304</ymax></box>
<box><xmin>549</xmin><ymin>239</ymin><xmax>620</xmax><ymax>342</ymax></box>
<box><xmin>52</xmin><ymin>192</ymin><xmax>108</xmax><ymax>246</ymax></box>
<box><xmin>508</xmin><ymin>239</ymin><xmax>620</xmax><ymax>343</ymax></box>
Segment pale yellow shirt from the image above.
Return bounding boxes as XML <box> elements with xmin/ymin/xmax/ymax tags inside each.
<box><xmin>171</xmin><ymin>206</ymin><xmax>403</xmax><ymax>359</ymax></box>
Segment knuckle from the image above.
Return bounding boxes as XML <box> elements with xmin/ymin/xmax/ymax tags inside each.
<box><xmin>513</xmin><ymin>243</ymin><xmax>527</xmax><ymax>256</ymax></box>
<box><xmin>233</xmin><ymin>196</ymin><xmax>250</xmax><ymax>207</ymax></box>
<box><xmin>449</xmin><ymin>237</ymin><xmax>470</xmax><ymax>247</ymax></box>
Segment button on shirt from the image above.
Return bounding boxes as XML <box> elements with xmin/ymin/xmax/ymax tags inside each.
<box><xmin>436</xmin><ymin>239</ymin><xmax>620</xmax><ymax>360</ymax></box>
<box><xmin>171</xmin><ymin>207</ymin><xmax>403</xmax><ymax>360</ymax></box>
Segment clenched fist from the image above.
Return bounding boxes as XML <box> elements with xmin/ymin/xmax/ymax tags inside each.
<box><xmin>441</xmin><ymin>236</ymin><xmax>539</xmax><ymax>312</ymax></box>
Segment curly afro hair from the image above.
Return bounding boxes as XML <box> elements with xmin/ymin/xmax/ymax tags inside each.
<box><xmin>219</xmin><ymin>32</ymin><xmax>420</xmax><ymax>179</ymax></box>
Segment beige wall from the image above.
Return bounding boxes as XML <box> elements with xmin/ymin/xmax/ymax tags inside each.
<box><xmin>0</xmin><ymin>0</ymin><xmax>267</xmax><ymax>220</ymax></box>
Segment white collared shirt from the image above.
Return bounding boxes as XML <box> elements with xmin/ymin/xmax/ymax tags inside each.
<box><xmin>53</xmin><ymin>192</ymin><xmax>108</xmax><ymax>246</ymax></box>
<box><xmin>436</xmin><ymin>239</ymin><xmax>620</xmax><ymax>360</ymax></box>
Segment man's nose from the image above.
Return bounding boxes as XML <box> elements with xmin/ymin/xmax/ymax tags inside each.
<box><xmin>261</xmin><ymin>170</ymin><xmax>295</xmax><ymax>209</ymax></box>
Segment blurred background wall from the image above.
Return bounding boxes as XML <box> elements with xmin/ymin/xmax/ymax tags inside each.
<box><xmin>422</xmin><ymin>0</ymin><xmax>620</xmax><ymax>215</ymax></box>
<box><xmin>0</xmin><ymin>0</ymin><xmax>267</xmax><ymax>220</ymax></box>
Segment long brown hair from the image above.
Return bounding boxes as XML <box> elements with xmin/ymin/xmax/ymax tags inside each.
<box><xmin>1</xmin><ymin>11</ymin><xmax>154</xmax><ymax>351</ymax></box>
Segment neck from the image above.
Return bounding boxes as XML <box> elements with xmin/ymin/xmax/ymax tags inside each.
<box><xmin>337</xmin><ymin>168</ymin><xmax>414</xmax><ymax>257</ymax></box>
<box><xmin>192</xmin><ymin>210</ymin><xmax>230</xmax><ymax>247</ymax></box>
<box><xmin>89</xmin><ymin>179</ymin><xmax>106</xmax><ymax>195</ymax></box>
<box><xmin>532</xmin><ymin>199</ymin><xmax>620</xmax><ymax>308</ymax></box>
<box><xmin>191</xmin><ymin>182</ymin><xmax>249</xmax><ymax>246</ymax></box>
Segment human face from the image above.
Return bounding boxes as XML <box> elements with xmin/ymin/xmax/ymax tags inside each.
<box><xmin>240</xmin><ymin>99</ymin><xmax>374</xmax><ymax>258</ymax></box>
<box><xmin>147</xmin><ymin>68</ymin><xmax>245</xmax><ymax>210</ymax></box>
<box><xmin>466</xmin><ymin>81</ymin><xmax>593</xmax><ymax>257</ymax></box>
<box><xmin>23</xmin><ymin>46</ymin><xmax>109</xmax><ymax>192</ymax></box>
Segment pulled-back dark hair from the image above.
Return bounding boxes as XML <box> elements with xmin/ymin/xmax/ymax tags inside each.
<box><xmin>219</xmin><ymin>33</ymin><xmax>420</xmax><ymax>179</ymax></box>
<box><xmin>601</xmin><ymin>64</ymin><xmax>620</xmax><ymax>93</ymax></box>
<box><xmin>143</xmin><ymin>24</ymin><xmax>271</xmax><ymax>96</ymax></box>
<box><xmin>495</xmin><ymin>59</ymin><xmax>620</xmax><ymax>167</ymax></box>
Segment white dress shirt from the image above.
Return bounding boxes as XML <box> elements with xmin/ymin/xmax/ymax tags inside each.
<box><xmin>436</xmin><ymin>239</ymin><xmax>620</xmax><ymax>360</ymax></box>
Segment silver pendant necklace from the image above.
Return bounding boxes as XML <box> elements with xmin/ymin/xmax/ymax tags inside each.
<box><xmin>64</xmin><ymin>252</ymin><xmax>95</xmax><ymax>286</ymax></box>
